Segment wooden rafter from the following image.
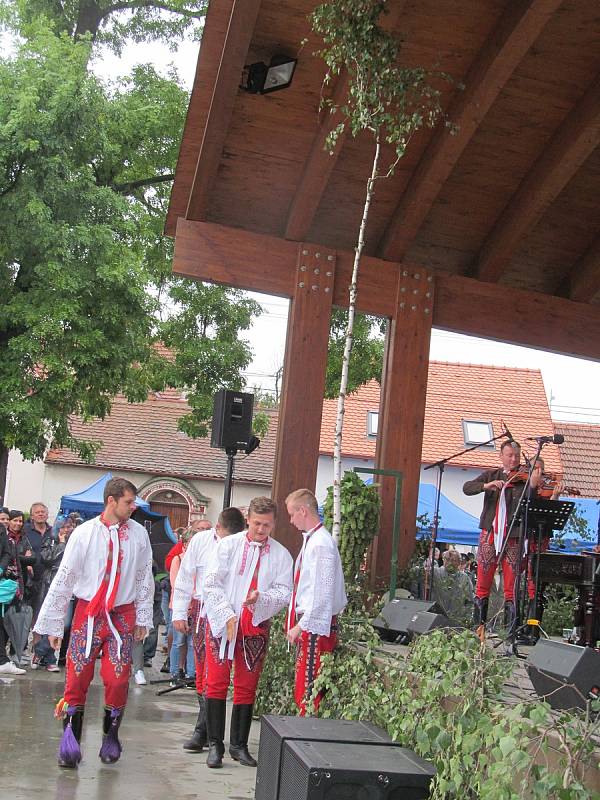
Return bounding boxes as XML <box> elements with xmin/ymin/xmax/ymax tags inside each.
<box><xmin>568</xmin><ymin>234</ymin><xmax>600</xmax><ymax>303</ymax></box>
<box><xmin>185</xmin><ymin>0</ymin><xmax>262</xmax><ymax>222</ymax></box>
<box><xmin>284</xmin><ymin>0</ymin><xmax>408</xmax><ymax>242</ymax></box>
<box><xmin>379</xmin><ymin>0</ymin><xmax>562</xmax><ymax>262</ymax></box>
<box><xmin>173</xmin><ymin>218</ymin><xmax>600</xmax><ymax>361</ymax></box>
<box><xmin>284</xmin><ymin>72</ymin><xmax>349</xmax><ymax>241</ymax></box>
<box><xmin>475</xmin><ymin>74</ymin><xmax>600</xmax><ymax>283</ymax></box>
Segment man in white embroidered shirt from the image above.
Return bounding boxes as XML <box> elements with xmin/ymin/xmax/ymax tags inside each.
<box><xmin>285</xmin><ymin>488</ymin><xmax>347</xmax><ymax>716</ymax></box>
<box><xmin>34</xmin><ymin>477</ymin><xmax>154</xmax><ymax>769</ymax></box>
<box><xmin>172</xmin><ymin>506</ymin><xmax>246</xmax><ymax>753</ymax></box>
<box><xmin>202</xmin><ymin>496</ymin><xmax>292</xmax><ymax>769</ymax></box>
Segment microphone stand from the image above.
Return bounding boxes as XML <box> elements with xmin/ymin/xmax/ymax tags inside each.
<box><xmin>423</xmin><ymin>429</ymin><xmax>513</xmax><ymax>602</ymax></box>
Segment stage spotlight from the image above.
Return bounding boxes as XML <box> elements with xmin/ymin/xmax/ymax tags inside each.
<box><xmin>242</xmin><ymin>55</ymin><xmax>297</xmax><ymax>95</ymax></box>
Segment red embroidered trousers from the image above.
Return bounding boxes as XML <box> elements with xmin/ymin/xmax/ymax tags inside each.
<box><xmin>205</xmin><ymin>621</ymin><xmax>269</xmax><ymax>705</ymax></box>
<box><xmin>475</xmin><ymin>530</ymin><xmax>523</xmax><ymax>602</ymax></box>
<box><xmin>294</xmin><ymin>617</ymin><xmax>337</xmax><ymax>716</ymax></box>
<box><xmin>64</xmin><ymin>599</ymin><xmax>135</xmax><ymax>709</ymax></box>
<box><xmin>189</xmin><ymin>598</ymin><xmax>207</xmax><ymax>694</ymax></box>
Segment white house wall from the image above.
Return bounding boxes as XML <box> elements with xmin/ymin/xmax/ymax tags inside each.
<box><xmin>5</xmin><ymin>451</ymin><xmax>270</xmax><ymax>523</ymax></box>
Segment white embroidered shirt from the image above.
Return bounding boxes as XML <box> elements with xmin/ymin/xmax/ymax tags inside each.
<box><xmin>171</xmin><ymin>527</ymin><xmax>220</xmax><ymax>622</ymax></box>
<box><xmin>33</xmin><ymin>515</ymin><xmax>154</xmax><ymax>639</ymax></box>
<box><xmin>294</xmin><ymin>524</ymin><xmax>347</xmax><ymax>636</ymax></box>
<box><xmin>203</xmin><ymin>531</ymin><xmax>293</xmax><ymax>642</ymax></box>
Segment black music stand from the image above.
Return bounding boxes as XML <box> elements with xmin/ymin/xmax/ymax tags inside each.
<box><xmin>515</xmin><ymin>498</ymin><xmax>574</xmax><ymax>646</ymax></box>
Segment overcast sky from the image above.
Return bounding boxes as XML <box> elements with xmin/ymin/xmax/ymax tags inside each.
<box><xmin>92</xmin><ymin>34</ymin><xmax>600</xmax><ymax>425</ymax></box>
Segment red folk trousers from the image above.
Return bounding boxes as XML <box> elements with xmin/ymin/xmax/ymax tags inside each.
<box><xmin>189</xmin><ymin>598</ymin><xmax>207</xmax><ymax>694</ymax></box>
<box><xmin>475</xmin><ymin>530</ymin><xmax>522</xmax><ymax>602</ymax></box>
<box><xmin>205</xmin><ymin>621</ymin><xmax>269</xmax><ymax>705</ymax></box>
<box><xmin>64</xmin><ymin>599</ymin><xmax>135</xmax><ymax>709</ymax></box>
<box><xmin>294</xmin><ymin>617</ymin><xmax>337</xmax><ymax>716</ymax></box>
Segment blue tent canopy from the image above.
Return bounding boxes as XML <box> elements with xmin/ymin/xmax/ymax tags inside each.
<box><xmin>416</xmin><ymin>482</ymin><xmax>481</xmax><ymax>547</ymax></box>
<box><xmin>60</xmin><ymin>472</ymin><xmax>150</xmax><ymax>517</ymax></box>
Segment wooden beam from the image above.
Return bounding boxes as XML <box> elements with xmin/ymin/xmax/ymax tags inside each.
<box><xmin>434</xmin><ymin>271</ymin><xmax>600</xmax><ymax>362</ymax></box>
<box><xmin>172</xmin><ymin>219</ymin><xmax>600</xmax><ymax>360</ymax></box>
<box><xmin>371</xmin><ymin>271</ymin><xmax>434</xmax><ymax>584</ymax></box>
<box><xmin>568</xmin><ymin>234</ymin><xmax>600</xmax><ymax>303</ymax></box>
<box><xmin>284</xmin><ymin>72</ymin><xmax>350</xmax><ymax>242</ymax></box>
<box><xmin>185</xmin><ymin>0</ymin><xmax>262</xmax><ymax>222</ymax></box>
<box><xmin>379</xmin><ymin>0</ymin><xmax>561</xmax><ymax>262</ymax></box>
<box><xmin>476</xmin><ymin>75</ymin><xmax>600</xmax><ymax>283</ymax></box>
<box><xmin>271</xmin><ymin>245</ymin><xmax>336</xmax><ymax>556</ymax></box>
<box><xmin>166</xmin><ymin>0</ymin><xmax>234</xmax><ymax>235</ymax></box>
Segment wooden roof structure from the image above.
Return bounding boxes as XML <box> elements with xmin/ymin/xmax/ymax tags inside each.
<box><xmin>167</xmin><ymin>0</ymin><xmax>600</xmax><ymax>578</ymax></box>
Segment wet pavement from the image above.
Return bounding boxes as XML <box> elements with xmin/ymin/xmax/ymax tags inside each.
<box><xmin>1</xmin><ymin>661</ymin><xmax>259</xmax><ymax>800</ymax></box>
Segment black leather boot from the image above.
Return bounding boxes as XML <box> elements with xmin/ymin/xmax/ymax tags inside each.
<box><xmin>99</xmin><ymin>707</ymin><xmax>123</xmax><ymax>764</ymax></box>
<box><xmin>205</xmin><ymin>698</ymin><xmax>226</xmax><ymax>768</ymax></box>
<box><xmin>183</xmin><ymin>694</ymin><xmax>208</xmax><ymax>752</ymax></box>
<box><xmin>229</xmin><ymin>704</ymin><xmax>257</xmax><ymax>767</ymax></box>
<box><xmin>58</xmin><ymin>705</ymin><xmax>84</xmax><ymax>768</ymax></box>
<box><xmin>473</xmin><ymin>596</ymin><xmax>488</xmax><ymax>626</ymax></box>
<box><xmin>503</xmin><ymin>601</ymin><xmax>518</xmax><ymax>656</ymax></box>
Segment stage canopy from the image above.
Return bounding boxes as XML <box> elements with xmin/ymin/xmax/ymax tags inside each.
<box><xmin>60</xmin><ymin>472</ymin><xmax>150</xmax><ymax>517</ymax></box>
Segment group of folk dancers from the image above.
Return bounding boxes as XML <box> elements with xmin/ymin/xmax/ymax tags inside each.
<box><xmin>33</xmin><ymin>478</ymin><xmax>347</xmax><ymax>770</ymax></box>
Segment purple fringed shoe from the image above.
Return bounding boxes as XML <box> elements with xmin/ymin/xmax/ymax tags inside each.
<box><xmin>58</xmin><ymin>705</ymin><xmax>84</xmax><ymax>768</ymax></box>
<box><xmin>99</xmin><ymin>707</ymin><xmax>123</xmax><ymax>764</ymax></box>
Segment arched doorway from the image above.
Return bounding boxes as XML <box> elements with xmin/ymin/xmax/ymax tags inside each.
<box><xmin>148</xmin><ymin>489</ymin><xmax>190</xmax><ymax>530</ymax></box>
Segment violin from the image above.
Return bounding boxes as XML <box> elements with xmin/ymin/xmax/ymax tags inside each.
<box><xmin>506</xmin><ymin>468</ymin><xmax>581</xmax><ymax>498</ymax></box>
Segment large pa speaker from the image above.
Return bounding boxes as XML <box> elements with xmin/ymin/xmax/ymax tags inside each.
<box><xmin>256</xmin><ymin>715</ymin><xmax>392</xmax><ymax>800</ymax></box>
<box><xmin>372</xmin><ymin>598</ymin><xmax>442</xmax><ymax>643</ymax></box>
<box><xmin>407</xmin><ymin>610</ymin><xmax>453</xmax><ymax>637</ymax></box>
<box><xmin>278</xmin><ymin>740</ymin><xmax>435</xmax><ymax>800</ymax></box>
<box><xmin>210</xmin><ymin>389</ymin><xmax>254</xmax><ymax>450</ymax></box>
<box><xmin>527</xmin><ymin>640</ymin><xmax>600</xmax><ymax>710</ymax></box>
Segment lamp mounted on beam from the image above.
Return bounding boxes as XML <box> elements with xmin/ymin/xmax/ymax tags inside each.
<box><xmin>241</xmin><ymin>55</ymin><xmax>297</xmax><ymax>95</ymax></box>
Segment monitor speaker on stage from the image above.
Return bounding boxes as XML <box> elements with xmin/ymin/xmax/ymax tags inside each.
<box><xmin>407</xmin><ymin>610</ymin><xmax>453</xmax><ymax>637</ymax></box>
<box><xmin>372</xmin><ymin>599</ymin><xmax>442</xmax><ymax>643</ymax></box>
<box><xmin>278</xmin><ymin>740</ymin><xmax>435</xmax><ymax>800</ymax></box>
<box><xmin>255</xmin><ymin>715</ymin><xmax>392</xmax><ymax>800</ymax></box>
<box><xmin>210</xmin><ymin>389</ymin><xmax>254</xmax><ymax>450</ymax></box>
<box><xmin>527</xmin><ymin>639</ymin><xmax>600</xmax><ymax>711</ymax></box>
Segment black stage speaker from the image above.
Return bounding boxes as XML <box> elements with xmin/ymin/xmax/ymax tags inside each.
<box><xmin>256</xmin><ymin>715</ymin><xmax>392</xmax><ymax>800</ymax></box>
<box><xmin>278</xmin><ymin>740</ymin><xmax>435</xmax><ymax>800</ymax></box>
<box><xmin>210</xmin><ymin>389</ymin><xmax>254</xmax><ymax>450</ymax></box>
<box><xmin>527</xmin><ymin>640</ymin><xmax>600</xmax><ymax>711</ymax></box>
<box><xmin>407</xmin><ymin>610</ymin><xmax>453</xmax><ymax>637</ymax></box>
<box><xmin>372</xmin><ymin>599</ymin><xmax>442</xmax><ymax>643</ymax></box>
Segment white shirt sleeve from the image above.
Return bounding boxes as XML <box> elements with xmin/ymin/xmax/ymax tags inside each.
<box><xmin>134</xmin><ymin>531</ymin><xmax>154</xmax><ymax>629</ymax></box>
<box><xmin>33</xmin><ymin>529</ymin><xmax>85</xmax><ymax>638</ymax></box>
<box><xmin>203</xmin><ymin>540</ymin><xmax>236</xmax><ymax>639</ymax></box>
<box><xmin>252</xmin><ymin>548</ymin><xmax>293</xmax><ymax>626</ymax></box>
<box><xmin>172</xmin><ymin>540</ymin><xmax>197</xmax><ymax>622</ymax></box>
<box><xmin>298</xmin><ymin>545</ymin><xmax>336</xmax><ymax>635</ymax></box>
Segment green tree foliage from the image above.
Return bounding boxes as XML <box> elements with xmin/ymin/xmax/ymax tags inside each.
<box><xmin>325</xmin><ymin>309</ymin><xmax>384</xmax><ymax>399</ymax></box>
<box><xmin>0</xmin><ymin>2</ymin><xmax>263</xmax><ymax>488</ymax></box>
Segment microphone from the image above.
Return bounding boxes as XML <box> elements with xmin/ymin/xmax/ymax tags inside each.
<box><xmin>500</xmin><ymin>420</ymin><xmax>513</xmax><ymax>439</ymax></box>
<box><xmin>525</xmin><ymin>434</ymin><xmax>565</xmax><ymax>445</ymax></box>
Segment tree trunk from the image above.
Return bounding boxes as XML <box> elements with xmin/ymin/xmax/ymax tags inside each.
<box><xmin>74</xmin><ymin>0</ymin><xmax>103</xmax><ymax>40</ymax></box>
<box><xmin>332</xmin><ymin>138</ymin><xmax>381</xmax><ymax>544</ymax></box>
<box><xmin>0</xmin><ymin>443</ymin><xmax>9</xmax><ymax>506</ymax></box>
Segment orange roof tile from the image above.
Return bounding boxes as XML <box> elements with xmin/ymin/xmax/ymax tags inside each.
<box><xmin>319</xmin><ymin>362</ymin><xmax>563</xmax><ymax>473</ymax></box>
<box><xmin>46</xmin><ymin>396</ymin><xmax>277</xmax><ymax>485</ymax></box>
<box><xmin>552</xmin><ymin>422</ymin><xmax>600</xmax><ymax>498</ymax></box>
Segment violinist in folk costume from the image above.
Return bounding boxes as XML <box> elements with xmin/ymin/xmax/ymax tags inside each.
<box><xmin>171</xmin><ymin>506</ymin><xmax>246</xmax><ymax>753</ymax></box>
<box><xmin>34</xmin><ymin>478</ymin><xmax>154</xmax><ymax>769</ymax></box>
<box><xmin>462</xmin><ymin>440</ymin><xmax>540</xmax><ymax>634</ymax></box>
<box><xmin>285</xmin><ymin>489</ymin><xmax>347</xmax><ymax>716</ymax></box>
<box><xmin>202</xmin><ymin>496</ymin><xmax>293</xmax><ymax>769</ymax></box>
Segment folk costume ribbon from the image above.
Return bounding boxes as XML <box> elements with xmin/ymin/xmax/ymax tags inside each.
<box><xmin>84</xmin><ymin>515</ymin><xmax>127</xmax><ymax>660</ymax></box>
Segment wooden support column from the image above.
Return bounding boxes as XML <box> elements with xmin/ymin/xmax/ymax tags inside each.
<box><xmin>371</xmin><ymin>268</ymin><xmax>434</xmax><ymax>586</ymax></box>
<box><xmin>271</xmin><ymin>244</ymin><xmax>336</xmax><ymax>556</ymax></box>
